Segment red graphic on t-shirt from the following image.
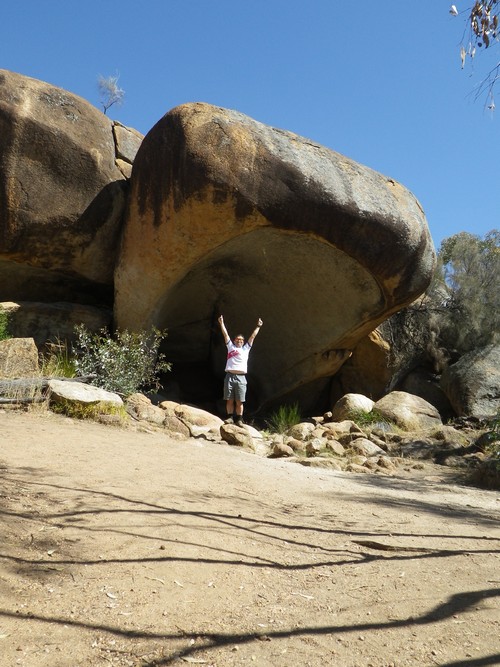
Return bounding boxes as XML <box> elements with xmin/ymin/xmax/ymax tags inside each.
<box><xmin>227</xmin><ymin>349</ymin><xmax>240</xmax><ymax>360</ymax></box>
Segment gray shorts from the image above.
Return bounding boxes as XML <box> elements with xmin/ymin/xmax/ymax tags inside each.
<box><xmin>224</xmin><ymin>373</ymin><xmax>247</xmax><ymax>402</ymax></box>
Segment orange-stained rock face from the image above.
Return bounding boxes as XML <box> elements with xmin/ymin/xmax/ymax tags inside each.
<box><xmin>115</xmin><ymin>103</ymin><xmax>436</xmax><ymax>412</ymax></box>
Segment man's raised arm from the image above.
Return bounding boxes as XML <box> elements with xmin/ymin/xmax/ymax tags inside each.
<box><xmin>248</xmin><ymin>318</ymin><xmax>263</xmax><ymax>346</ymax></box>
<box><xmin>218</xmin><ymin>315</ymin><xmax>230</xmax><ymax>344</ymax></box>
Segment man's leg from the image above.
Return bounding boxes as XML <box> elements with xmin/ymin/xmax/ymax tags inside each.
<box><xmin>225</xmin><ymin>398</ymin><xmax>235</xmax><ymax>422</ymax></box>
<box><xmin>234</xmin><ymin>375</ymin><xmax>246</xmax><ymax>425</ymax></box>
<box><xmin>223</xmin><ymin>374</ymin><xmax>235</xmax><ymax>422</ymax></box>
<box><xmin>234</xmin><ymin>401</ymin><xmax>244</xmax><ymax>425</ymax></box>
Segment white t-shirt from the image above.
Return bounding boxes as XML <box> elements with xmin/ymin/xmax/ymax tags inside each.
<box><xmin>225</xmin><ymin>341</ymin><xmax>251</xmax><ymax>373</ymax></box>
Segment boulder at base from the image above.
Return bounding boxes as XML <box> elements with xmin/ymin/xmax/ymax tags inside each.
<box><xmin>374</xmin><ymin>391</ymin><xmax>442</xmax><ymax>431</ymax></box>
<box><xmin>47</xmin><ymin>380</ymin><xmax>123</xmax><ymax>408</ymax></box>
<box><xmin>115</xmin><ymin>103</ymin><xmax>436</xmax><ymax>411</ymax></box>
<box><xmin>331</xmin><ymin>393</ymin><xmax>375</xmax><ymax>421</ymax></box>
<box><xmin>0</xmin><ymin>69</ymin><xmax>130</xmax><ymax>305</ymax></box>
<box><xmin>440</xmin><ymin>345</ymin><xmax>500</xmax><ymax>418</ymax></box>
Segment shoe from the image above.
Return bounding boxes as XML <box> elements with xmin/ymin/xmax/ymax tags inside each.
<box><xmin>224</xmin><ymin>416</ymin><xmax>234</xmax><ymax>424</ymax></box>
<box><xmin>235</xmin><ymin>417</ymin><xmax>244</xmax><ymax>426</ymax></box>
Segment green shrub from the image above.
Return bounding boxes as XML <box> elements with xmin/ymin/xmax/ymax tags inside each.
<box><xmin>0</xmin><ymin>306</ymin><xmax>10</xmax><ymax>341</ymax></box>
<box><xmin>266</xmin><ymin>403</ymin><xmax>301</xmax><ymax>434</ymax></box>
<box><xmin>72</xmin><ymin>325</ymin><xmax>171</xmax><ymax>397</ymax></box>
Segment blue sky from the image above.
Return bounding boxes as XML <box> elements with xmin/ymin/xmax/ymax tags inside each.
<box><xmin>2</xmin><ymin>1</ymin><xmax>498</xmax><ymax>249</ymax></box>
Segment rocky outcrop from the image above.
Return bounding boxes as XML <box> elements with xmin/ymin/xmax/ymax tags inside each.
<box><xmin>2</xmin><ymin>376</ymin><xmax>496</xmax><ymax>486</ymax></box>
<box><xmin>115</xmin><ymin>102</ymin><xmax>436</xmax><ymax>411</ymax></box>
<box><xmin>0</xmin><ymin>69</ymin><xmax>141</xmax><ymax>306</ymax></box>
<box><xmin>0</xmin><ymin>72</ymin><xmax>439</xmax><ymax>413</ymax></box>
<box><xmin>168</xmin><ymin>403</ymin><xmax>224</xmax><ymax>438</ymax></box>
<box><xmin>219</xmin><ymin>423</ymin><xmax>256</xmax><ymax>450</ymax></box>
<box><xmin>3</xmin><ymin>70</ymin><xmax>498</xmax><ymax>430</ymax></box>
<box><xmin>125</xmin><ymin>392</ymin><xmax>166</xmax><ymax>425</ymax></box>
<box><xmin>440</xmin><ymin>345</ymin><xmax>500</xmax><ymax>418</ymax></box>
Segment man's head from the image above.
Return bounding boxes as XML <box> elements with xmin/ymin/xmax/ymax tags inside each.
<box><xmin>233</xmin><ymin>335</ymin><xmax>245</xmax><ymax>348</ymax></box>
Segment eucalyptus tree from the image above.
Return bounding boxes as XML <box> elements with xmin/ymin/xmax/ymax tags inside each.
<box><xmin>97</xmin><ymin>74</ymin><xmax>125</xmax><ymax>115</ymax></box>
<box><xmin>451</xmin><ymin>2</ymin><xmax>500</xmax><ymax>108</ymax></box>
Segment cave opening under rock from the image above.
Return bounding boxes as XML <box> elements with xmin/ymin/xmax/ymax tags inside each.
<box><xmin>153</xmin><ymin>227</ymin><xmax>383</xmax><ymax>419</ymax></box>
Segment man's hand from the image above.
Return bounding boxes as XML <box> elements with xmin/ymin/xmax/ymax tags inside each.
<box><xmin>257</xmin><ymin>318</ymin><xmax>263</xmax><ymax>327</ymax></box>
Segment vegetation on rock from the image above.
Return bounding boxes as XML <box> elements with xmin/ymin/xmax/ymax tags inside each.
<box><xmin>51</xmin><ymin>399</ymin><xmax>128</xmax><ymax>423</ymax></box>
<box><xmin>475</xmin><ymin>412</ymin><xmax>500</xmax><ymax>488</ymax></box>
<box><xmin>347</xmin><ymin>408</ymin><xmax>393</xmax><ymax>429</ymax></box>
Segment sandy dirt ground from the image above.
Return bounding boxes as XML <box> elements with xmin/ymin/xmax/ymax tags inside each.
<box><xmin>0</xmin><ymin>409</ymin><xmax>499</xmax><ymax>667</ymax></box>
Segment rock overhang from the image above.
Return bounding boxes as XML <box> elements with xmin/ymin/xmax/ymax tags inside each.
<box><xmin>115</xmin><ymin>102</ymin><xmax>436</xmax><ymax>410</ymax></box>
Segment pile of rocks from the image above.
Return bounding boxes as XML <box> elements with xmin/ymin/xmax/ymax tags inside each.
<box><xmin>267</xmin><ymin>418</ymin><xmax>399</xmax><ymax>474</ymax></box>
<box><xmin>119</xmin><ymin>392</ymin><xmax>496</xmax><ymax>485</ymax></box>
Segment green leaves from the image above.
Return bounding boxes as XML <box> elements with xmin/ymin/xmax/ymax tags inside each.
<box><xmin>73</xmin><ymin>325</ymin><xmax>171</xmax><ymax>397</ymax></box>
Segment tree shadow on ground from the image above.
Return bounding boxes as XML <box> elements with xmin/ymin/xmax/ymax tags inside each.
<box><xmin>0</xmin><ymin>587</ymin><xmax>498</xmax><ymax>666</ymax></box>
<box><xmin>1</xmin><ymin>463</ymin><xmax>499</xmax><ymax>665</ymax></box>
<box><xmin>1</xmin><ymin>466</ymin><xmax>499</xmax><ymax>567</ymax></box>
<box><xmin>1</xmin><ymin>473</ymin><xmax>499</xmax><ymax>574</ymax></box>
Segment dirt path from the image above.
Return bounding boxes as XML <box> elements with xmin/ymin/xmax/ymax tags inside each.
<box><xmin>1</xmin><ymin>409</ymin><xmax>499</xmax><ymax>667</ymax></box>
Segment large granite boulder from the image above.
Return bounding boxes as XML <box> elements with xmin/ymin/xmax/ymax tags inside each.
<box><xmin>374</xmin><ymin>391</ymin><xmax>442</xmax><ymax>431</ymax></box>
<box><xmin>0</xmin><ymin>69</ymin><xmax>141</xmax><ymax>305</ymax></box>
<box><xmin>115</xmin><ymin>103</ymin><xmax>436</xmax><ymax>411</ymax></box>
<box><xmin>440</xmin><ymin>345</ymin><xmax>500</xmax><ymax>418</ymax></box>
